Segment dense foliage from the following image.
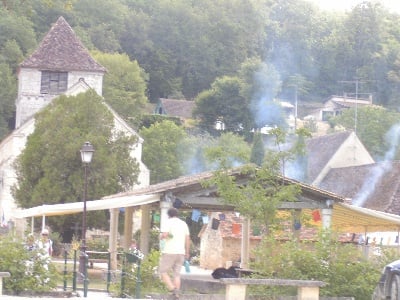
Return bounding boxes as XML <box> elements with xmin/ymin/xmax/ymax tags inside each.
<box><xmin>12</xmin><ymin>91</ymin><xmax>140</xmax><ymax>236</ymax></box>
<box><xmin>250</xmin><ymin>231</ymin><xmax>393</xmax><ymax>299</ymax></box>
<box><xmin>2</xmin><ymin>0</ymin><xmax>400</xmax><ymax>139</ymax></box>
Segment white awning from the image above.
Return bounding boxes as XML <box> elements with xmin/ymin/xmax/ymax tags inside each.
<box><xmin>13</xmin><ymin>193</ymin><xmax>160</xmax><ymax>218</ymax></box>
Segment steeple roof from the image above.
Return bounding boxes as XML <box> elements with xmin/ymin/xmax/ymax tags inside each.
<box><xmin>20</xmin><ymin>16</ymin><xmax>106</xmax><ymax>73</ymax></box>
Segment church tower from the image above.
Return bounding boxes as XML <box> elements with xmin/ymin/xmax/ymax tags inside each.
<box><xmin>15</xmin><ymin>16</ymin><xmax>106</xmax><ymax>128</ymax></box>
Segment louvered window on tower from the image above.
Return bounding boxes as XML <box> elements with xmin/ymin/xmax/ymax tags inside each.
<box><xmin>40</xmin><ymin>71</ymin><xmax>68</xmax><ymax>94</ymax></box>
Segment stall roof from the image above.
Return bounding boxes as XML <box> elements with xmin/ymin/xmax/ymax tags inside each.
<box><xmin>12</xmin><ymin>169</ymin><xmax>400</xmax><ymax>232</ymax></box>
<box><xmin>332</xmin><ymin>203</ymin><xmax>400</xmax><ymax>232</ymax></box>
<box><xmin>13</xmin><ymin>194</ymin><xmax>160</xmax><ymax>218</ymax></box>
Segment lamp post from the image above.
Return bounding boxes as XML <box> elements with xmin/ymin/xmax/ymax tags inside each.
<box><xmin>79</xmin><ymin>141</ymin><xmax>94</xmax><ymax>290</ymax></box>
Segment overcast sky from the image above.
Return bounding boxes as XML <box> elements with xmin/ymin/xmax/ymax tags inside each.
<box><xmin>308</xmin><ymin>0</ymin><xmax>400</xmax><ymax>13</ymax></box>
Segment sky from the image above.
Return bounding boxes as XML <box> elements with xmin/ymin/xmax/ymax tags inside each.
<box><xmin>308</xmin><ymin>0</ymin><xmax>400</xmax><ymax>13</ymax></box>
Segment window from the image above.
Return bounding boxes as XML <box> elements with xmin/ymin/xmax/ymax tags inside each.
<box><xmin>40</xmin><ymin>71</ymin><xmax>68</xmax><ymax>94</ymax></box>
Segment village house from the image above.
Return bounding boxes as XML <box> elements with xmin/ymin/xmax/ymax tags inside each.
<box><xmin>306</xmin><ymin>94</ymin><xmax>374</xmax><ymax>122</ymax></box>
<box><xmin>303</xmin><ymin>130</ymin><xmax>374</xmax><ymax>186</ymax></box>
<box><xmin>154</xmin><ymin>98</ymin><xmax>195</xmax><ymax>120</ymax></box>
<box><xmin>0</xmin><ymin>16</ymin><xmax>149</xmax><ymax>235</ymax></box>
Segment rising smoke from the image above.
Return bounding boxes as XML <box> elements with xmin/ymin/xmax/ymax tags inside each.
<box><xmin>352</xmin><ymin>123</ymin><xmax>400</xmax><ymax>207</ymax></box>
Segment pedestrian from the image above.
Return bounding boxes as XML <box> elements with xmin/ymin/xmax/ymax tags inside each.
<box><xmin>129</xmin><ymin>239</ymin><xmax>137</xmax><ymax>251</ymax></box>
<box><xmin>25</xmin><ymin>233</ymin><xmax>36</xmax><ymax>251</ymax></box>
<box><xmin>159</xmin><ymin>207</ymin><xmax>190</xmax><ymax>299</ymax></box>
<box><xmin>37</xmin><ymin>228</ymin><xmax>53</xmax><ymax>257</ymax></box>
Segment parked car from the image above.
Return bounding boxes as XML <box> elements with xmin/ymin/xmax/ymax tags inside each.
<box><xmin>373</xmin><ymin>260</ymin><xmax>400</xmax><ymax>299</ymax></box>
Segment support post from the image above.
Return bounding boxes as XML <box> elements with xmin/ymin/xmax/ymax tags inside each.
<box><xmin>241</xmin><ymin>218</ymin><xmax>250</xmax><ymax>269</ymax></box>
<box><xmin>140</xmin><ymin>204</ymin><xmax>151</xmax><ymax>255</ymax></box>
<box><xmin>124</xmin><ymin>207</ymin><xmax>134</xmax><ymax>251</ymax></box>
<box><xmin>109</xmin><ymin>208</ymin><xmax>119</xmax><ymax>270</ymax></box>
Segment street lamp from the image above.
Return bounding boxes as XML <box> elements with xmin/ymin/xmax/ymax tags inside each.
<box><xmin>79</xmin><ymin>141</ymin><xmax>94</xmax><ymax>291</ymax></box>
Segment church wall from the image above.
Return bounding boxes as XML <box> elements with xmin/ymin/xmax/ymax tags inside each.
<box><xmin>68</xmin><ymin>71</ymin><xmax>103</xmax><ymax>96</ymax></box>
<box><xmin>0</xmin><ymin>121</ymin><xmax>35</xmax><ymax>231</ymax></box>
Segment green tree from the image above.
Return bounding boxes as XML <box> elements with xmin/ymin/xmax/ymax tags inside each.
<box><xmin>194</xmin><ymin>76</ymin><xmax>252</xmax><ymax>134</ymax></box>
<box><xmin>203</xmin><ymin>132</ymin><xmax>251</xmax><ymax>169</ymax></box>
<box><xmin>331</xmin><ymin>106</ymin><xmax>400</xmax><ymax>159</ymax></box>
<box><xmin>0</xmin><ymin>63</ymin><xmax>17</xmax><ymax>139</ymax></box>
<box><xmin>13</xmin><ymin>90</ymin><xmax>140</xmax><ymax>235</ymax></box>
<box><xmin>92</xmin><ymin>51</ymin><xmax>149</xmax><ymax>127</ymax></box>
<box><xmin>140</xmin><ymin>120</ymin><xmax>188</xmax><ymax>184</ymax></box>
<box><xmin>250</xmin><ymin>132</ymin><xmax>265</xmax><ymax>166</ymax></box>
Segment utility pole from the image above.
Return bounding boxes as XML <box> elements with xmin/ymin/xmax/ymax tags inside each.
<box><xmin>339</xmin><ymin>78</ymin><xmax>365</xmax><ymax>135</ymax></box>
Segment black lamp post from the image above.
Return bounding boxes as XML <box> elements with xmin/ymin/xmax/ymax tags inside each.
<box><xmin>79</xmin><ymin>141</ymin><xmax>94</xmax><ymax>282</ymax></box>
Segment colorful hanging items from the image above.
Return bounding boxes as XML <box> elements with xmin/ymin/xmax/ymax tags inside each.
<box><xmin>252</xmin><ymin>226</ymin><xmax>261</xmax><ymax>236</ymax></box>
<box><xmin>211</xmin><ymin>218</ymin><xmax>220</xmax><ymax>230</ymax></box>
<box><xmin>191</xmin><ymin>209</ymin><xmax>201</xmax><ymax>222</ymax></box>
<box><xmin>312</xmin><ymin>210</ymin><xmax>321</xmax><ymax>222</ymax></box>
<box><xmin>218</xmin><ymin>213</ymin><xmax>226</xmax><ymax>221</ymax></box>
<box><xmin>153</xmin><ymin>213</ymin><xmax>160</xmax><ymax>223</ymax></box>
<box><xmin>173</xmin><ymin>198</ymin><xmax>182</xmax><ymax>209</ymax></box>
<box><xmin>294</xmin><ymin>220</ymin><xmax>301</xmax><ymax>230</ymax></box>
<box><xmin>232</xmin><ymin>223</ymin><xmax>241</xmax><ymax>234</ymax></box>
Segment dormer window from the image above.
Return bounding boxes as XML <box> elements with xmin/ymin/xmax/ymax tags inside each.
<box><xmin>40</xmin><ymin>71</ymin><xmax>68</xmax><ymax>94</ymax></box>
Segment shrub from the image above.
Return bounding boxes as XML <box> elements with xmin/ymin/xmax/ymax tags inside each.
<box><xmin>0</xmin><ymin>234</ymin><xmax>60</xmax><ymax>294</ymax></box>
<box><xmin>250</xmin><ymin>230</ymin><xmax>385</xmax><ymax>300</ymax></box>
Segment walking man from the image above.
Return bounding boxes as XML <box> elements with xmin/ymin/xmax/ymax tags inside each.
<box><xmin>159</xmin><ymin>207</ymin><xmax>190</xmax><ymax>299</ymax></box>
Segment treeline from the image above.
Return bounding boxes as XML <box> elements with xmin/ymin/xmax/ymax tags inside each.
<box><xmin>1</xmin><ymin>0</ymin><xmax>400</xmax><ymax>139</ymax></box>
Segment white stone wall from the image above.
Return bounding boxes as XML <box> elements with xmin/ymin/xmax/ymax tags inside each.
<box><xmin>16</xmin><ymin>68</ymin><xmax>104</xmax><ymax>128</ymax></box>
<box><xmin>0</xmin><ymin>120</ymin><xmax>34</xmax><ymax>231</ymax></box>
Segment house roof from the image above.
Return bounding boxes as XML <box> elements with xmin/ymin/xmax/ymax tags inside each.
<box><xmin>328</xmin><ymin>96</ymin><xmax>372</xmax><ymax>108</ymax></box>
<box><xmin>319</xmin><ymin>161</ymin><xmax>400</xmax><ymax>215</ymax></box>
<box><xmin>157</xmin><ymin>98</ymin><xmax>195</xmax><ymax>119</ymax></box>
<box><xmin>306</xmin><ymin>131</ymin><xmax>352</xmax><ymax>183</ymax></box>
<box><xmin>20</xmin><ymin>16</ymin><xmax>106</xmax><ymax>73</ymax></box>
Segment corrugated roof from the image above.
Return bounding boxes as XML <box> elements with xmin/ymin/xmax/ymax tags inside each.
<box><xmin>20</xmin><ymin>16</ymin><xmax>106</xmax><ymax>72</ymax></box>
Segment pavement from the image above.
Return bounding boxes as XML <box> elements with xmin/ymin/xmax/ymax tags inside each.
<box><xmin>0</xmin><ymin>265</ymin><xmax>217</xmax><ymax>299</ymax></box>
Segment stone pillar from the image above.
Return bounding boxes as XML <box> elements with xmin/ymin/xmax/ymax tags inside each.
<box><xmin>140</xmin><ymin>204</ymin><xmax>151</xmax><ymax>255</ymax></box>
<box><xmin>321</xmin><ymin>208</ymin><xmax>333</xmax><ymax>229</ymax></box>
<box><xmin>109</xmin><ymin>208</ymin><xmax>119</xmax><ymax>270</ymax></box>
<box><xmin>123</xmin><ymin>207</ymin><xmax>134</xmax><ymax>251</ymax></box>
<box><xmin>241</xmin><ymin>218</ymin><xmax>250</xmax><ymax>269</ymax></box>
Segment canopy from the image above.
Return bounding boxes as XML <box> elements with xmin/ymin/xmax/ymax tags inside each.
<box><xmin>13</xmin><ymin>194</ymin><xmax>400</xmax><ymax>233</ymax></box>
<box><xmin>332</xmin><ymin>203</ymin><xmax>400</xmax><ymax>232</ymax></box>
<box><xmin>13</xmin><ymin>194</ymin><xmax>160</xmax><ymax>218</ymax></box>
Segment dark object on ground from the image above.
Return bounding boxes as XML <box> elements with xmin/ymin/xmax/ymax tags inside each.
<box><xmin>211</xmin><ymin>266</ymin><xmax>238</xmax><ymax>279</ymax></box>
<box><xmin>373</xmin><ymin>259</ymin><xmax>400</xmax><ymax>299</ymax></box>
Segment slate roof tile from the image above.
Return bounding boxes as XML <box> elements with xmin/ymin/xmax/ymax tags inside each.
<box><xmin>20</xmin><ymin>16</ymin><xmax>106</xmax><ymax>73</ymax></box>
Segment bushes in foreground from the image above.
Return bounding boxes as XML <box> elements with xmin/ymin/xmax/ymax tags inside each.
<box><xmin>0</xmin><ymin>234</ymin><xmax>59</xmax><ymax>294</ymax></box>
<box><xmin>250</xmin><ymin>230</ymin><xmax>392</xmax><ymax>300</ymax></box>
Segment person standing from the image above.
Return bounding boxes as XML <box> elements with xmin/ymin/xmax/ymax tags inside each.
<box><xmin>159</xmin><ymin>208</ymin><xmax>190</xmax><ymax>299</ymax></box>
<box><xmin>38</xmin><ymin>228</ymin><xmax>53</xmax><ymax>257</ymax></box>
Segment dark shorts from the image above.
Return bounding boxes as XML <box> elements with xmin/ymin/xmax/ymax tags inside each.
<box><xmin>159</xmin><ymin>253</ymin><xmax>185</xmax><ymax>277</ymax></box>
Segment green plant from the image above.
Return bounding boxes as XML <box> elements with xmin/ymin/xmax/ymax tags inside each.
<box><xmin>250</xmin><ymin>230</ymin><xmax>385</xmax><ymax>299</ymax></box>
<box><xmin>0</xmin><ymin>234</ymin><xmax>60</xmax><ymax>294</ymax></box>
<box><xmin>110</xmin><ymin>249</ymin><xmax>165</xmax><ymax>297</ymax></box>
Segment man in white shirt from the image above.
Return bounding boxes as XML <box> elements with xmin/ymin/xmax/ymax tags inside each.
<box><xmin>159</xmin><ymin>208</ymin><xmax>190</xmax><ymax>299</ymax></box>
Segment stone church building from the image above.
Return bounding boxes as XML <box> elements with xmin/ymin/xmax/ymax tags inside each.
<box><xmin>0</xmin><ymin>16</ymin><xmax>149</xmax><ymax>233</ymax></box>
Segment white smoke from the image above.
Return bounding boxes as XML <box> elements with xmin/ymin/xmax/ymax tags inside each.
<box><xmin>352</xmin><ymin>123</ymin><xmax>400</xmax><ymax>206</ymax></box>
